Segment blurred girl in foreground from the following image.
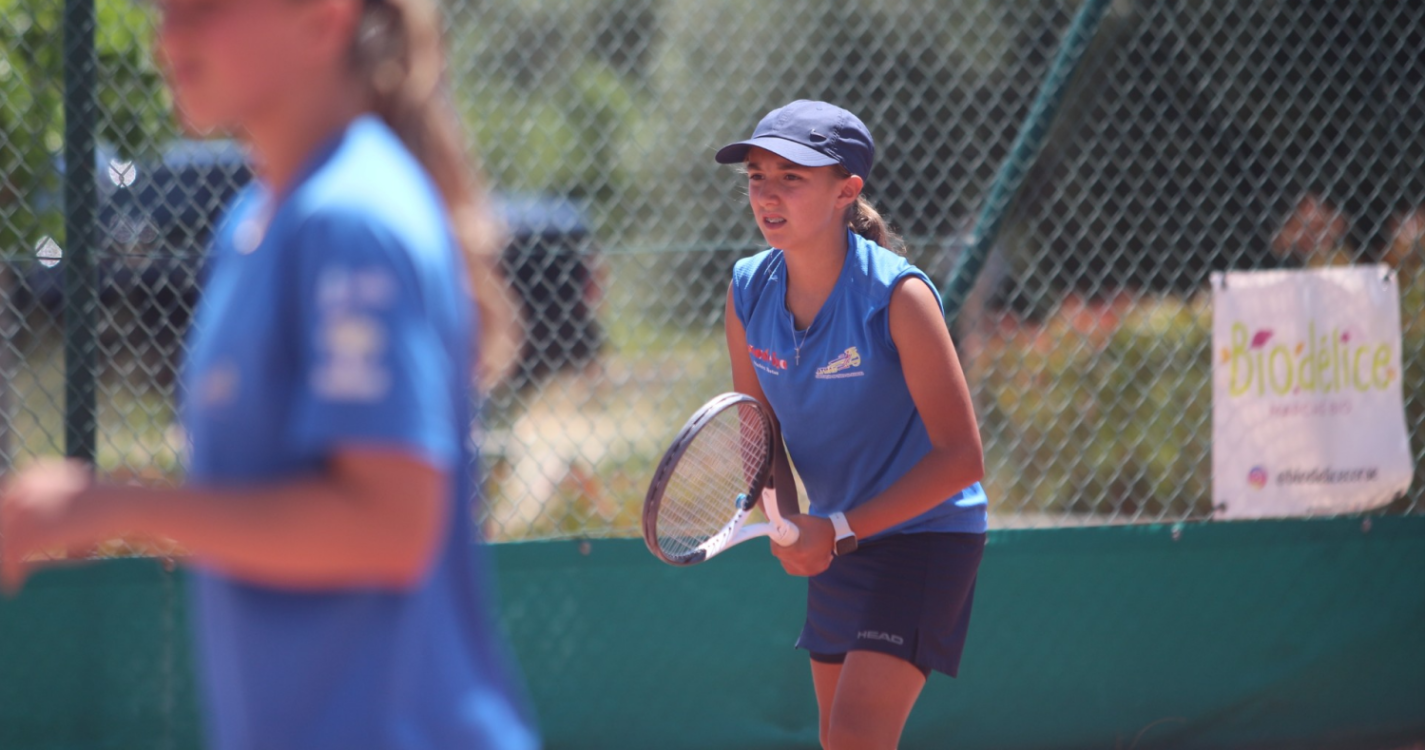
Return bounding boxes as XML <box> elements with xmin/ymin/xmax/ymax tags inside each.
<box><xmin>1</xmin><ymin>1</ymin><xmax>536</xmax><ymax>748</ymax></box>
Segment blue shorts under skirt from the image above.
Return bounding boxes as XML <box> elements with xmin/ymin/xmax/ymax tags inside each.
<box><xmin>796</xmin><ymin>531</ymin><xmax>985</xmax><ymax>678</ymax></box>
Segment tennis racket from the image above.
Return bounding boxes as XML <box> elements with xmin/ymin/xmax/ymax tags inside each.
<box><xmin>642</xmin><ymin>392</ymin><xmax>800</xmax><ymax>566</ymax></box>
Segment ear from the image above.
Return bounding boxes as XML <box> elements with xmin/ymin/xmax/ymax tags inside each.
<box><xmin>835</xmin><ymin>174</ymin><xmax>864</xmax><ymax>212</ymax></box>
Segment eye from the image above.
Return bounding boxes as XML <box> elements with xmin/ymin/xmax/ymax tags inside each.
<box><xmin>783</xmin><ymin>173</ymin><xmax>802</xmax><ymax>182</ymax></box>
<box><xmin>747</xmin><ymin>172</ymin><xmax>764</xmax><ymax>181</ymax></box>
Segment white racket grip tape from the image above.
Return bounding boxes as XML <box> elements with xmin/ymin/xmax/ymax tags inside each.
<box><xmin>770</xmin><ymin>518</ymin><xmax>800</xmax><ymax>546</ymax></box>
<box><xmin>760</xmin><ymin>488</ymin><xmax>801</xmax><ymax>546</ymax></box>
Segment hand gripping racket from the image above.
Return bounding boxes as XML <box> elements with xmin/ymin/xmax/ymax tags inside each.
<box><xmin>642</xmin><ymin>393</ymin><xmax>800</xmax><ymax>566</ymax></box>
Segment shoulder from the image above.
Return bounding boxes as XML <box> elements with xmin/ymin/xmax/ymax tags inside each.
<box><xmin>844</xmin><ymin>234</ymin><xmax>942</xmax><ymax>315</ymax></box>
<box><xmin>280</xmin><ymin>119</ymin><xmax>456</xmax><ymax>279</ymax></box>
<box><xmin>288</xmin><ymin>117</ymin><xmax>451</xmax><ymax>258</ymax></box>
<box><xmin>887</xmin><ymin>272</ymin><xmax>945</xmax><ymax>334</ymax></box>
<box><xmin>731</xmin><ymin>248</ymin><xmax>784</xmax><ymax>323</ymax></box>
<box><xmin>732</xmin><ymin>247</ymin><xmax>782</xmax><ymax>287</ymax></box>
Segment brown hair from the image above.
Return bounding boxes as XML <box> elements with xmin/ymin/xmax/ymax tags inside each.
<box><xmin>739</xmin><ymin>161</ymin><xmax>906</xmax><ymax>253</ymax></box>
<box><xmin>351</xmin><ymin>0</ymin><xmax>521</xmax><ymax>389</ymax></box>
<box><xmin>834</xmin><ymin>166</ymin><xmax>903</xmax><ymax>254</ymax></box>
<box><xmin>846</xmin><ymin>195</ymin><xmax>904</xmax><ymax>254</ymax></box>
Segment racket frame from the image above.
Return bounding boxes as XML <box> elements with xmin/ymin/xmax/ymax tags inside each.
<box><xmin>642</xmin><ymin>393</ymin><xmax>797</xmax><ymax>566</ymax></box>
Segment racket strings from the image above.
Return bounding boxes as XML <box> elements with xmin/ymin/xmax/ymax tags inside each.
<box><xmin>656</xmin><ymin>403</ymin><xmax>768</xmax><ymax>560</ymax></box>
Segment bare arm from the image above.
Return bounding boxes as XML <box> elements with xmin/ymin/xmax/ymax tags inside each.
<box><xmin>2</xmin><ymin>447</ymin><xmax>446</xmax><ymax>593</ymax></box>
<box><xmin>843</xmin><ymin>277</ymin><xmax>985</xmax><ymax>538</ymax></box>
<box><xmin>770</xmin><ymin>277</ymin><xmax>985</xmax><ymax>576</ymax></box>
<box><xmin>724</xmin><ymin>284</ymin><xmax>799</xmax><ymax>518</ymax></box>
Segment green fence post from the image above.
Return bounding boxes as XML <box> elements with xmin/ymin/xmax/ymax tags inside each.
<box><xmin>62</xmin><ymin>0</ymin><xmax>99</xmax><ymax>463</ymax></box>
<box><xmin>942</xmin><ymin>0</ymin><xmax>1113</xmax><ymax>328</ymax></box>
<box><xmin>59</xmin><ymin>2</ymin><xmax>105</xmax><ymax>736</ymax></box>
<box><xmin>1</xmin><ymin>261</ymin><xmax>11</xmax><ymax>478</ymax></box>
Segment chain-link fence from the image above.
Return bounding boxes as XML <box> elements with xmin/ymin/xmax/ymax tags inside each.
<box><xmin>1</xmin><ymin>0</ymin><xmax>1421</xmax><ymax>549</ymax></box>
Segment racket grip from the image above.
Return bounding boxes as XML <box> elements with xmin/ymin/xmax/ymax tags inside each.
<box><xmin>770</xmin><ymin>519</ymin><xmax>800</xmax><ymax>546</ymax></box>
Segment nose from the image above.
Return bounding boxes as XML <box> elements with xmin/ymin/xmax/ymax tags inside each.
<box><xmin>751</xmin><ymin>180</ymin><xmax>781</xmax><ymax>209</ymax></box>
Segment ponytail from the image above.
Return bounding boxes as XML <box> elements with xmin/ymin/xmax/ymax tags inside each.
<box><xmin>351</xmin><ymin>0</ymin><xmax>522</xmax><ymax>390</ymax></box>
<box><xmin>831</xmin><ymin>165</ymin><xmax>903</xmax><ymax>253</ymax></box>
<box><xmin>846</xmin><ymin>195</ymin><xmax>905</xmax><ymax>254</ymax></box>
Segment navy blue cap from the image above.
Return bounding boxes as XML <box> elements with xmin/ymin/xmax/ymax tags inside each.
<box><xmin>715</xmin><ymin>100</ymin><xmax>876</xmax><ymax>181</ymax></box>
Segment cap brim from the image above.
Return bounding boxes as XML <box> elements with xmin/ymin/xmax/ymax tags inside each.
<box><xmin>714</xmin><ymin>136</ymin><xmax>839</xmax><ymax>168</ymax></box>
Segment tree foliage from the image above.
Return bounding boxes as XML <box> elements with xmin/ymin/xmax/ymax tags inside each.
<box><xmin>0</xmin><ymin>0</ymin><xmax>174</xmax><ymax>258</ymax></box>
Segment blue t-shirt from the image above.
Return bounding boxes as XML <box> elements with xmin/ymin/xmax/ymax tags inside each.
<box><xmin>181</xmin><ymin>116</ymin><xmax>537</xmax><ymax>750</ymax></box>
<box><xmin>732</xmin><ymin>231</ymin><xmax>988</xmax><ymax>537</ymax></box>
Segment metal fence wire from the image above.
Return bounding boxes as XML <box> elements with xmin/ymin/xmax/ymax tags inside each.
<box><xmin>0</xmin><ymin>0</ymin><xmax>1421</xmax><ymax>551</ymax></box>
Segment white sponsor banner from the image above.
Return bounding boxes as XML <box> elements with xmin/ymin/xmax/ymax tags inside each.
<box><xmin>1211</xmin><ymin>265</ymin><xmax>1413</xmax><ymax>519</ymax></box>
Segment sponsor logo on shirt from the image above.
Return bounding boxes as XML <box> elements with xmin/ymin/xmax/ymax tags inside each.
<box><xmin>857</xmin><ymin>630</ymin><xmax>905</xmax><ymax>645</ymax></box>
<box><xmin>310</xmin><ymin>264</ymin><xmax>396</xmax><ymax>402</ymax></box>
<box><xmin>317</xmin><ymin>266</ymin><xmax>398</xmax><ymax>310</ymax></box>
<box><xmin>816</xmin><ymin>347</ymin><xmax>864</xmax><ymax>379</ymax></box>
<box><xmin>312</xmin><ymin>313</ymin><xmax>391</xmax><ymax>401</ymax></box>
<box><xmin>748</xmin><ymin>344</ymin><xmax>788</xmax><ymax>376</ymax></box>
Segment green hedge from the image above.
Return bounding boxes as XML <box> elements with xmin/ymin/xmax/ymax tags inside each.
<box><xmin>978</xmin><ymin>286</ymin><xmax>1422</xmax><ymax>518</ymax></box>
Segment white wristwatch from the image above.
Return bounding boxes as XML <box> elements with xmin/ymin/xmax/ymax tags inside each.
<box><xmin>829</xmin><ymin>512</ymin><xmax>858</xmax><ymax>556</ymax></box>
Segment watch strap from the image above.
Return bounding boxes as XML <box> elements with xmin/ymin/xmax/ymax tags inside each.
<box><xmin>829</xmin><ymin>512</ymin><xmax>858</xmax><ymax>555</ymax></box>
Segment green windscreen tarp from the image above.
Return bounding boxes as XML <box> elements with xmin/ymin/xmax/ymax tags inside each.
<box><xmin>2</xmin><ymin>517</ymin><xmax>1423</xmax><ymax>749</ymax></box>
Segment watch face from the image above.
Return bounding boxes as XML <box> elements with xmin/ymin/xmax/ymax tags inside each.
<box><xmin>834</xmin><ymin>536</ymin><xmax>858</xmax><ymax>556</ymax></box>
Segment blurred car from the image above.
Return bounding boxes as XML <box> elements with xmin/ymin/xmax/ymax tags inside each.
<box><xmin>492</xmin><ymin>193</ymin><xmax>605</xmax><ymax>390</ymax></box>
<box><xmin>17</xmin><ymin>140</ymin><xmax>605</xmax><ymax>389</ymax></box>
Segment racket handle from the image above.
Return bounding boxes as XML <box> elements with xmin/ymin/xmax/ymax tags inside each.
<box><xmin>770</xmin><ymin>518</ymin><xmax>800</xmax><ymax>546</ymax></box>
<box><xmin>760</xmin><ymin>488</ymin><xmax>799</xmax><ymax>546</ymax></box>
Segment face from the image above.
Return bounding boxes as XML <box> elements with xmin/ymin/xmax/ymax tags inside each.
<box><xmin>744</xmin><ymin>147</ymin><xmax>862</xmax><ymax>251</ymax></box>
<box><xmin>155</xmin><ymin>0</ymin><xmax>356</xmax><ymax>133</ymax></box>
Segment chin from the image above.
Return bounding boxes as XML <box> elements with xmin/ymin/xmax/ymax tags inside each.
<box><xmin>166</xmin><ymin>79</ymin><xmax>235</xmax><ymax>131</ymax></box>
<box><xmin>756</xmin><ymin>224</ymin><xmax>792</xmax><ymax>245</ymax></box>
<box><xmin>171</xmin><ymin>100</ymin><xmax>236</xmax><ymax>139</ymax></box>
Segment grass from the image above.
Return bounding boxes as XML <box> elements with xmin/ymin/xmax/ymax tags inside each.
<box><xmin>480</xmin><ymin>251</ymin><xmax>733</xmax><ymax>540</ymax></box>
<box><xmin>2</xmin><ymin>317</ymin><xmax>187</xmax><ymax>558</ymax></box>
<box><xmin>3</xmin><ymin>325</ymin><xmax>184</xmax><ymax>484</ymax></box>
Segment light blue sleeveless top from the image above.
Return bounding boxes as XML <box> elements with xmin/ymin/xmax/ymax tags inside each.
<box><xmin>731</xmin><ymin>231</ymin><xmax>988</xmax><ymax>538</ymax></box>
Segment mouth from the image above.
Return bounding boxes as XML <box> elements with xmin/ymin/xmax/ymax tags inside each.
<box><xmin>760</xmin><ymin>215</ymin><xmax>787</xmax><ymax>231</ymax></box>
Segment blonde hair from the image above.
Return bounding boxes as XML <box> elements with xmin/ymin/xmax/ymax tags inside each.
<box><xmin>351</xmin><ymin>0</ymin><xmax>521</xmax><ymax>389</ymax></box>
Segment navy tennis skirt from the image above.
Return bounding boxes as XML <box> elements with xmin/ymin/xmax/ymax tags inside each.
<box><xmin>796</xmin><ymin>531</ymin><xmax>985</xmax><ymax>678</ymax></box>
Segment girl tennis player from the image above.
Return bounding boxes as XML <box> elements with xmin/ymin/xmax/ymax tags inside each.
<box><xmin>1</xmin><ymin>1</ymin><xmax>536</xmax><ymax>748</ymax></box>
<box><xmin>719</xmin><ymin>100</ymin><xmax>988</xmax><ymax>749</ymax></box>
